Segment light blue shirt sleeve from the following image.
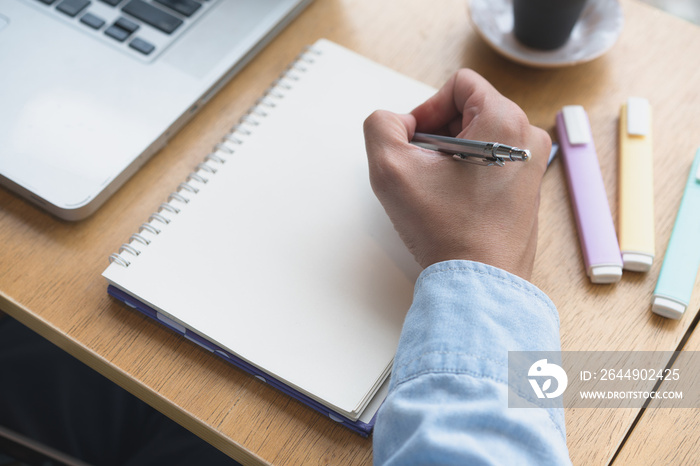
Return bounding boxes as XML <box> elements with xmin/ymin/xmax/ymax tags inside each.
<box><xmin>373</xmin><ymin>260</ymin><xmax>571</xmax><ymax>465</ymax></box>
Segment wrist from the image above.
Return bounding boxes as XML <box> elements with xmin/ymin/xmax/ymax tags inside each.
<box><xmin>418</xmin><ymin>246</ymin><xmax>535</xmax><ymax>281</ymax></box>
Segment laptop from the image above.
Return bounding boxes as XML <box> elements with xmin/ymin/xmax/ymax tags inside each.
<box><xmin>0</xmin><ymin>0</ymin><xmax>313</xmax><ymax>220</ymax></box>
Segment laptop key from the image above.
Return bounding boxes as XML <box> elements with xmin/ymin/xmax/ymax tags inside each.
<box><xmin>129</xmin><ymin>37</ymin><xmax>155</xmax><ymax>55</ymax></box>
<box><xmin>37</xmin><ymin>0</ymin><xmax>59</xmax><ymax>5</ymax></box>
<box><xmin>122</xmin><ymin>0</ymin><xmax>183</xmax><ymax>34</ymax></box>
<box><xmin>56</xmin><ymin>0</ymin><xmax>91</xmax><ymax>17</ymax></box>
<box><xmin>80</xmin><ymin>12</ymin><xmax>106</xmax><ymax>29</ymax></box>
<box><xmin>115</xmin><ymin>17</ymin><xmax>139</xmax><ymax>33</ymax></box>
<box><xmin>105</xmin><ymin>24</ymin><xmax>130</xmax><ymax>41</ymax></box>
<box><xmin>99</xmin><ymin>0</ymin><xmax>122</xmax><ymax>5</ymax></box>
<box><xmin>154</xmin><ymin>0</ymin><xmax>201</xmax><ymax>17</ymax></box>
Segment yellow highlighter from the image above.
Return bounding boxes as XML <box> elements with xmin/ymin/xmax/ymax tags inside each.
<box><xmin>619</xmin><ymin>97</ymin><xmax>655</xmax><ymax>272</ymax></box>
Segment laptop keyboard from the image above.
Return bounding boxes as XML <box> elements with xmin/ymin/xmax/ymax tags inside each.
<box><xmin>31</xmin><ymin>0</ymin><xmax>215</xmax><ymax>59</ymax></box>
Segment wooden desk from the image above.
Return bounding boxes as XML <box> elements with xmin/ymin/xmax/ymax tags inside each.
<box><xmin>2</xmin><ymin>0</ymin><xmax>700</xmax><ymax>464</ymax></box>
<box><xmin>613</xmin><ymin>322</ymin><xmax>700</xmax><ymax>465</ymax></box>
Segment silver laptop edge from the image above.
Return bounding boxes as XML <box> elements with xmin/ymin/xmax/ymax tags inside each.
<box><xmin>0</xmin><ymin>0</ymin><xmax>313</xmax><ymax>220</ymax></box>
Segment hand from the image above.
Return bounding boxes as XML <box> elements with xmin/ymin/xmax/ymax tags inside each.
<box><xmin>364</xmin><ymin>69</ymin><xmax>551</xmax><ymax>280</ymax></box>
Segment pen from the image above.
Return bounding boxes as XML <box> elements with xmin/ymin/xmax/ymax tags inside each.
<box><xmin>556</xmin><ymin>105</ymin><xmax>623</xmax><ymax>284</ymax></box>
<box><xmin>410</xmin><ymin>132</ymin><xmax>530</xmax><ymax>166</ymax></box>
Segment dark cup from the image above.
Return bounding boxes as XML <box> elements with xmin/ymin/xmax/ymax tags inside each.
<box><xmin>513</xmin><ymin>0</ymin><xmax>589</xmax><ymax>50</ymax></box>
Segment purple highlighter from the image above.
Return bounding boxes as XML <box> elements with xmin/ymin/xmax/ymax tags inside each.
<box><xmin>556</xmin><ymin>106</ymin><xmax>623</xmax><ymax>284</ymax></box>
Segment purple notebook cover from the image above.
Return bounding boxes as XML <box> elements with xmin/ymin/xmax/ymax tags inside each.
<box><xmin>107</xmin><ymin>285</ymin><xmax>377</xmax><ymax>437</ymax></box>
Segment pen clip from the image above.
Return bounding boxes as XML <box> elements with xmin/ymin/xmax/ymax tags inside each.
<box><xmin>453</xmin><ymin>143</ymin><xmax>529</xmax><ymax>166</ymax></box>
<box><xmin>452</xmin><ymin>153</ymin><xmax>506</xmax><ymax>167</ymax></box>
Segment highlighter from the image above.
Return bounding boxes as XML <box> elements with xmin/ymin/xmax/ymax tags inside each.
<box><xmin>618</xmin><ymin>97</ymin><xmax>655</xmax><ymax>272</ymax></box>
<box><xmin>651</xmin><ymin>149</ymin><xmax>700</xmax><ymax>319</ymax></box>
<box><xmin>556</xmin><ymin>105</ymin><xmax>623</xmax><ymax>284</ymax></box>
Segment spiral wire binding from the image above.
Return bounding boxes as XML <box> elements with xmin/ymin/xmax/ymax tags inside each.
<box><xmin>108</xmin><ymin>45</ymin><xmax>322</xmax><ymax>267</ymax></box>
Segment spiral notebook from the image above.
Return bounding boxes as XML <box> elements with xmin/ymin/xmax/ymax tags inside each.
<box><xmin>102</xmin><ymin>39</ymin><xmax>434</xmax><ymax>435</ymax></box>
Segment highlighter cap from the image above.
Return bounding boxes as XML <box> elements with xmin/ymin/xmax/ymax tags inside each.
<box><xmin>651</xmin><ymin>295</ymin><xmax>686</xmax><ymax>320</ymax></box>
<box><xmin>589</xmin><ymin>265</ymin><xmax>622</xmax><ymax>284</ymax></box>
<box><xmin>626</xmin><ymin>97</ymin><xmax>651</xmax><ymax>136</ymax></box>
<box><xmin>622</xmin><ymin>253</ymin><xmax>654</xmax><ymax>272</ymax></box>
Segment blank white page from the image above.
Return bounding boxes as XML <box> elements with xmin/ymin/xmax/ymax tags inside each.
<box><xmin>103</xmin><ymin>39</ymin><xmax>435</xmax><ymax>418</ymax></box>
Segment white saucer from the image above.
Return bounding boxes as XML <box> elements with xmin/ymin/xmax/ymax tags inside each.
<box><xmin>468</xmin><ymin>0</ymin><xmax>624</xmax><ymax>68</ymax></box>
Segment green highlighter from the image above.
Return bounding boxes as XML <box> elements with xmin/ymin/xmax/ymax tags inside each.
<box><xmin>652</xmin><ymin>149</ymin><xmax>700</xmax><ymax>319</ymax></box>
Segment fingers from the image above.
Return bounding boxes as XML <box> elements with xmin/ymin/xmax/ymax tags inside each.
<box><xmin>410</xmin><ymin>69</ymin><xmax>499</xmax><ymax>135</ymax></box>
<box><xmin>364</xmin><ymin>110</ymin><xmax>418</xmax><ymax>195</ymax></box>
<box><xmin>529</xmin><ymin>126</ymin><xmax>552</xmax><ymax>173</ymax></box>
<box><xmin>364</xmin><ymin>110</ymin><xmax>416</xmax><ymax>152</ymax></box>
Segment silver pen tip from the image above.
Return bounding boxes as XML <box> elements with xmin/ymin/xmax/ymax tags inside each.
<box><xmin>513</xmin><ymin>148</ymin><xmax>531</xmax><ymax>162</ymax></box>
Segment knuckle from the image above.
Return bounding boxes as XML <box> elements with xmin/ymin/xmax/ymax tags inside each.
<box><xmin>363</xmin><ymin>109</ymin><xmax>384</xmax><ymax>130</ymax></box>
<box><xmin>369</xmin><ymin>149</ymin><xmax>405</xmax><ymax>193</ymax></box>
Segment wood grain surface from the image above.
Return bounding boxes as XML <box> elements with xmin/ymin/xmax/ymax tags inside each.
<box><xmin>613</xmin><ymin>321</ymin><xmax>700</xmax><ymax>465</ymax></box>
<box><xmin>2</xmin><ymin>0</ymin><xmax>700</xmax><ymax>464</ymax></box>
